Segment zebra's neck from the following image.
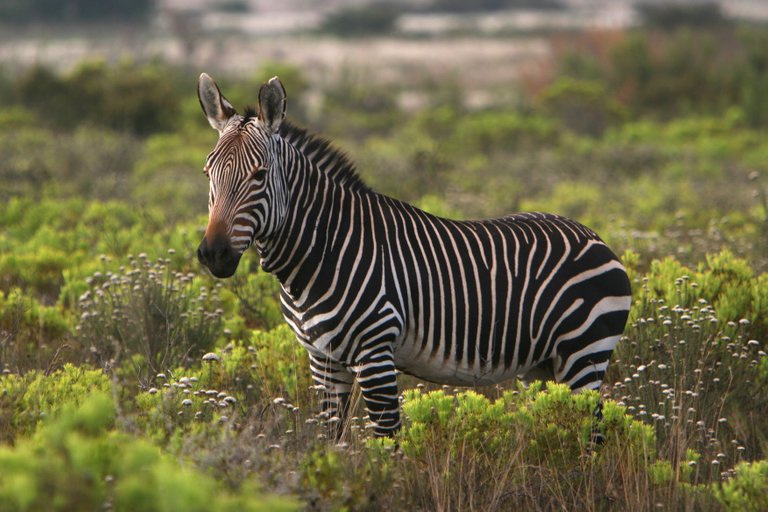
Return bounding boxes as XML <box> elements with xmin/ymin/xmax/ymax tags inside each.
<box><xmin>254</xmin><ymin>137</ymin><xmax>367</xmax><ymax>298</ymax></box>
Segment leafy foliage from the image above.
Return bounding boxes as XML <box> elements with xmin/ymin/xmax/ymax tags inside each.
<box><xmin>0</xmin><ymin>392</ymin><xmax>297</xmax><ymax>512</ymax></box>
<box><xmin>0</xmin><ymin>364</ymin><xmax>111</xmax><ymax>443</ymax></box>
<box><xmin>555</xmin><ymin>28</ymin><xmax>768</xmax><ymax>127</ymax></box>
<box><xmin>0</xmin><ymin>289</ymin><xmax>70</xmax><ymax>371</ymax></box>
<box><xmin>14</xmin><ymin>61</ymin><xmax>180</xmax><ymax>135</ymax></box>
<box><xmin>714</xmin><ymin>460</ymin><xmax>768</xmax><ymax>512</ymax></box>
<box><xmin>75</xmin><ymin>253</ymin><xmax>225</xmax><ymax>384</ymax></box>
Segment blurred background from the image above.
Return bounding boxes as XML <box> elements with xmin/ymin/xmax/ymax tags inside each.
<box><xmin>1</xmin><ymin>0</ymin><xmax>767</xmax><ymax>302</ymax></box>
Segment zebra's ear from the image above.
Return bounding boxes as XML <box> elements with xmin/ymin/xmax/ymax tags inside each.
<box><xmin>198</xmin><ymin>72</ymin><xmax>237</xmax><ymax>132</ymax></box>
<box><xmin>258</xmin><ymin>76</ymin><xmax>286</xmax><ymax>133</ymax></box>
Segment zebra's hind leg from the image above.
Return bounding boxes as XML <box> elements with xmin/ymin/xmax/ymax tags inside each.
<box><xmin>554</xmin><ymin>334</ymin><xmax>622</xmax><ymax>446</ymax></box>
<box><xmin>588</xmin><ymin>400</ymin><xmax>606</xmax><ymax>446</ymax></box>
<box><xmin>351</xmin><ymin>348</ymin><xmax>400</xmax><ymax>438</ymax></box>
<box><xmin>309</xmin><ymin>354</ymin><xmax>354</xmax><ymax>441</ymax></box>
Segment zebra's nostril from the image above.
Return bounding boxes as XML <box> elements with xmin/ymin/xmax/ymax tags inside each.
<box><xmin>215</xmin><ymin>245</ymin><xmax>229</xmax><ymax>261</ymax></box>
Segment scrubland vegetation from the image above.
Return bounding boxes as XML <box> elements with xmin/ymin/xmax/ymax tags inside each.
<box><xmin>1</xmin><ymin>21</ymin><xmax>768</xmax><ymax>511</ymax></box>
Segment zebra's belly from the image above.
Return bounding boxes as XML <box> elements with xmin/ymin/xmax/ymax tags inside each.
<box><xmin>393</xmin><ymin>340</ymin><xmax>522</xmax><ymax>387</ymax></box>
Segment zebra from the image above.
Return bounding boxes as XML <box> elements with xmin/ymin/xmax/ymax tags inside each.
<box><xmin>196</xmin><ymin>73</ymin><xmax>632</xmax><ymax>438</ymax></box>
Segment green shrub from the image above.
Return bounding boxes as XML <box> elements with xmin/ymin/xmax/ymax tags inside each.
<box><xmin>735</xmin><ymin>28</ymin><xmax>768</xmax><ymax>127</ymax></box>
<box><xmin>15</xmin><ymin>60</ymin><xmax>180</xmax><ymax>136</ymax></box>
<box><xmin>124</xmin><ymin>325</ymin><xmax>311</xmax><ymax>444</ymax></box>
<box><xmin>0</xmin><ymin>198</ymin><xmax>171</xmax><ymax>300</ymax></box>
<box><xmin>131</xmin><ymin>373</ymin><xmax>239</xmax><ymax>445</ymax></box>
<box><xmin>0</xmin><ymin>364</ymin><xmax>111</xmax><ymax>442</ymax></box>
<box><xmin>247</xmin><ymin>326</ymin><xmax>311</xmax><ymax>402</ymax></box>
<box><xmin>76</xmin><ymin>254</ymin><xmax>224</xmax><ymax>383</ymax></box>
<box><xmin>520</xmin><ymin>181</ymin><xmax>604</xmax><ymax>227</ymax></box>
<box><xmin>539</xmin><ymin>77</ymin><xmax>626</xmax><ymax>136</ymax></box>
<box><xmin>390</xmin><ymin>384</ymin><xmax>661</xmax><ymax>510</ymax></box>
<box><xmin>294</xmin><ymin>383</ymin><xmax>686</xmax><ymax>510</ymax></box>
<box><xmin>0</xmin><ymin>249</ymin><xmax>71</xmax><ymax>299</ymax></box>
<box><xmin>451</xmin><ymin>110</ymin><xmax>559</xmax><ymax>153</ymax></box>
<box><xmin>358</xmin><ymin>125</ymin><xmax>450</xmax><ymax>202</ymax></box>
<box><xmin>319</xmin><ymin>75</ymin><xmax>403</xmax><ymax>139</ymax></box>
<box><xmin>0</xmin><ymin>289</ymin><xmax>71</xmax><ymax>372</ymax></box>
<box><xmin>611</xmin><ymin>257</ymin><xmax>768</xmax><ymax>479</ymax></box>
<box><xmin>713</xmin><ymin>460</ymin><xmax>768</xmax><ymax>512</ymax></box>
<box><xmin>634</xmin><ymin>250</ymin><xmax>768</xmax><ymax>336</ymax></box>
<box><xmin>223</xmin><ymin>266</ymin><xmax>283</xmax><ymax>332</ymax></box>
<box><xmin>300</xmin><ymin>440</ymin><xmax>401</xmax><ymax>511</ymax></box>
<box><xmin>0</xmin><ymin>392</ymin><xmax>298</xmax><ymax>512</ymax></box>
<box><xmin>131</xmin><ymin>129</ymin><xmax>210</xmax><ymax>220</ymax></box>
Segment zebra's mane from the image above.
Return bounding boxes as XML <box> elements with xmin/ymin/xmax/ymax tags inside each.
<box><xmin>242</xmin><ymin>106</ymin><xmax>258</xmax><ymax>126</ymax></box>
<box><xmin>279</xmin><ymin>121</ymin><xmax>370</xmax><ymax>193</ymax></box>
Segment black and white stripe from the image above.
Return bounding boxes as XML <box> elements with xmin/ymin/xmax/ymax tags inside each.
<box><xmin>197</xmin><ymin>74</ymin><xmax>632</xmax><ymax>437</ymax></box>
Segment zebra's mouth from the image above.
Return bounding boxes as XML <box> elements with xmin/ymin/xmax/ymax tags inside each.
<box><xmin>204</xmin><ymin>257</ymin><xmax>241</xmax><ymax>278</ymax></box>
<box><xmin>197</xmin><ymin>235</ymin><xmax>242</xmax><ymax>278</ymax></box>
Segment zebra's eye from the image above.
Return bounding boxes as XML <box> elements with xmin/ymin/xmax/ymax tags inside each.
<box><xmin>252</xmin><ymin>167</ymin><xmax>268</xmax><ymax>182</ymax></box>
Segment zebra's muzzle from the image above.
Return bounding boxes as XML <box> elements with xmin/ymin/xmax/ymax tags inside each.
<box><xmin>197</xmin><ymin>234</ymin><xmax>241</xmax><ymax>278</ymax></box>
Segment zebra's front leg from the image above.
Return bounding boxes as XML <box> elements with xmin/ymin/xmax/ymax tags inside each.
<box><xmin>309</xmin><ymin>354</ymin><xmax>354</xmax><ymax>441</ymax></box>
<box><xmin>352</xmin><ymin>348</ymin><xmax>400</xmax><ymax>438</ymax></box>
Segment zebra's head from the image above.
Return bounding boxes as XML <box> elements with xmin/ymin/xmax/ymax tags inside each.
<box><xmin>196</xmin><ymin>73</ymin><xmax>287</xmax><ymax>278</ymax></box>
